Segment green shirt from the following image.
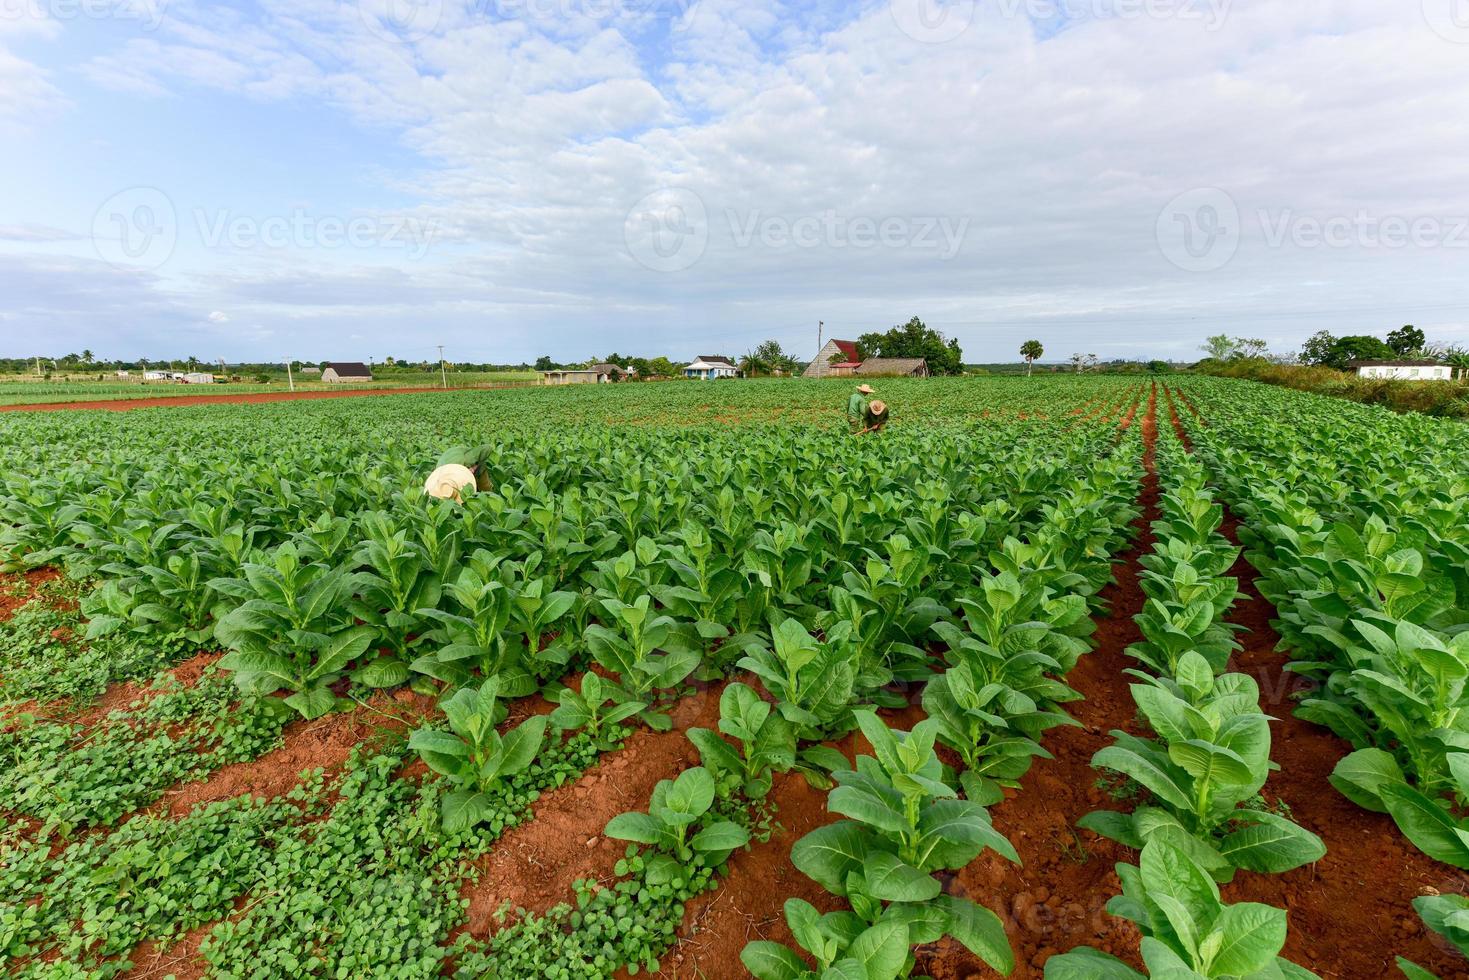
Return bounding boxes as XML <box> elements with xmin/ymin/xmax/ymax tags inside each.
<box><xmin>437</xmin><ymin>445</ymin><xmax>491</xmax><ymax>469</ymax></box>
<box><xmin>847</xmin><ymin>392</ymin><xmax>866</xmax><ymax>418</ymax></box>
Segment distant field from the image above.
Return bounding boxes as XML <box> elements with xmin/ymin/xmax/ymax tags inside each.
<box><xmin>0</xmin><ymin>371</ymin><xmax>539</xmax><ymax>406</ymax></box>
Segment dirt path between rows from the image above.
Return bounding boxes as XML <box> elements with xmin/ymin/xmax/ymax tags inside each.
<box><xmin>0</xmin><ymin>386</ymin><xmax>508</xmax><ymax>413</ymax></box>
<box><xmin>1164</xmin><ymin>386</ymin><xmax>1469</xmax><ymax>980</ymax></box>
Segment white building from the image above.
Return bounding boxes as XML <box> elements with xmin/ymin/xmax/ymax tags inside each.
<box><xmin>143</xmin><ymin>370</ymin><xmax>173</xmax><ymax>381</ymax></box>
<box><xmin>182</xmin><ymin>372</ymin><xmax>215</xmax><ymax>384</ymax></box>
<box><xmin>683</xmin><ymin>356</ymin><xmax>738</xmax><ymax>380</ymax></box>
<box><xmin>1353</xmin><ymin>360</ymin><xmax>1453</xmax><ymax>381</ymax></box>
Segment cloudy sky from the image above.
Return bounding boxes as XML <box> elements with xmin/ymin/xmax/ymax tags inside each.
<box><xmin>2</xmin><ymin>0</ymin><xmax>1467</xmax><ymax>364</ymax></box>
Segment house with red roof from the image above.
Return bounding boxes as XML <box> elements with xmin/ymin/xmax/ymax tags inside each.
<box><xmin>803</xmin><ymin>339</ymin><xmax>863</xmax><ymax>378</ymax></box>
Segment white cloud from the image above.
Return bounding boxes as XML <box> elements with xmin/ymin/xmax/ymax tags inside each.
<box><xmin>7</xmin><ymin>0</ymin><xmax>1469</xmax><ymax>360</ymax></box>
<box><xmin>207</xmin><ymin>310</ymin><xmax>230</xmax><ymax>322</ymax></box>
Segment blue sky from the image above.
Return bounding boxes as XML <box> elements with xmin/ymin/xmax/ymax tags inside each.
<box><xmin>2</xmin><ymin>0</ymin><xmax>1468</xmax><ymax>365</ymax></box>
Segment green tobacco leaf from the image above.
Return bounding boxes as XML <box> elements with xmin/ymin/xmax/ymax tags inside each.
<box><xmin>740</xmin><ymin>942</ymin><xmax>807</xmax><ymax>980</ymax></box>
<box><xmin>307</xmin><ymin>626</ymin><xmax>375</xmax><ymax>681</ymax></box>
<box><xmin>1328</xmin><ymin>748</ymin><xmax>1404</xmax><ymax>812</ymax></box>
<box><xmin>862</xmin><ymin>852</ymin><xmax>940</xmax><ymax>903</ymax></box>
<box><xmin>846</xmin><ymin>919</ymin><xmax>908</xmax><ymax>980</ymax></box>
<box><xmin>605</xmin><ymin>811</ymin><xmax>664</xmax><ymax>845</ymax></box>
<box><xmin>935</xmin><ymin>895</ymin><xmax>1014</xmax><ymax>975</ymax></box>
<box><xmin>690</xmin><ymin>820</ymin><xmax>750</xmax><ymax>853</ymax></box>
<box><xmin>1208</xmin><ymin>902</ymin><xmax>1287</xmax><ymax>977</ymax></box>
<box><xmin>793</xmin><ymin>822</ymin><xmax>870</xmax><ymax>897</ymax></box>
<box><xmin>442</xmin><ymin>789</ymin><xmax>493</xmax><ymax>833</ymax></box>
<box><xmin>1041</xmin><ymin>947</ymin><xmax>1146</xmax><ymax>980</ymax></box>
<box><xmin>353</xmin><ymin>657</ymin><xmax>408</xmax><ymax>689</ymax></box>
<box><xmin>1218</xmin><ymin>812</ymin><xmax>1325</xmax><ymax>874</ymax></box>
<box><xmin>283</xmin><ymin>684</ymin><xmax>336</xmax><ymax>720</ymax></box>
<box><xmin>1381</xmin><ymin>784</ymin><xmax>1469</xmax><ymax>868</ymax></box>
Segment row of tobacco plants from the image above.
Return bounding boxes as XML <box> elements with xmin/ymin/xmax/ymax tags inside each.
<box><xmin>1177</xmin><ymin>379</ymin><xmax>1469</xmax><ymax>976</ymax></box>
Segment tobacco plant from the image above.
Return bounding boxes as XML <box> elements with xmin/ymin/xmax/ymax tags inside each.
<box><xmin>1081</xmin><ymin>658</ymin><xmax>1324</xmax><ymax>881</ymax></box>
<box><xmin>1044</xmin><ymin>841</ymin><xmax>1320</xmax><ymax>979</ymax></box>
<box><xmin>687</xmin><ymin>682</ymin><xmax>796</xmax><ymax>801</ymax></box>
<box><xmin>408</xmin><ymin>677</ymin><xmax>549</xmax><ymax>833</ymax></box>
<box><xmin>212</xmin><ymin>543</ymin><xmax>374</xmax><ymax>719</ymax></box>
<box><xmin>781</xmin><ymin>712</ymin><xmax>1018</xmax><ymax>977</ymax></box>
<box><xmin>584</xmin><ymin>594</ymin><xmax>700</xmax><ymax>730</ymax></box>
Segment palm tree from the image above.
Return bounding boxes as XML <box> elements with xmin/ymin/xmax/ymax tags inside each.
<box><xmin>81</xmin><ymin>349</ymin><xmax>94</xmax><ymax>365</ymax></box>
<box><xmin>1020</xmin><ymin>340</ymin><xmax>1044</xmax><ymax>376</ymax></box>
<box><xmin>1445</xmin><ymin>350</ymin><xmax>1469</xmax><ymax>382</ymax></box>
<box><xmin>739</xmin><ymin>351</ymin><xmax>771</xmax><ymax>378</ymax></box>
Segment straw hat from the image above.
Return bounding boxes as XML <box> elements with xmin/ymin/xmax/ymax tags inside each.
<box><xmin>869</xmin><ymin>399</ymin><xmax>887</xmax><ymax>414</ymax></box>
<box><xmin>424</xmin><ymin>463</ymin><xmax>477</xmax><ymax>502</ymax></box>
<box><xmin>857</xmin><ymin>384</ymin><xmax>874</xmax><ymax>394</ymax></box>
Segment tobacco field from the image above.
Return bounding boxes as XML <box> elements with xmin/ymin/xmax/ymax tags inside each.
<box><xmin>0</xmin><ymin>375</ymin><xmax>1467</xmax><ymax>979</ymax></box>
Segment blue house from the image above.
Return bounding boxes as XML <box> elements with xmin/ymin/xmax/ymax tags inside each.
<box><xmin>683</xmin><ymin>356</ymin><xmax>738</xmax><ymax>380</ymax></box>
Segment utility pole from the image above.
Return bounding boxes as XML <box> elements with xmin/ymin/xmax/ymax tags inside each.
<box><xmin>438</xmin><ymin>345</ymin><xmax>448</xmax><ymax>389</ymax></box>
<box><xmin>284</xmin><ymin>358</ymin><xmax>295</xmax><ymax>392</ymax></box>
<box><xmin>818</xmin><ymin>321</ymin><xmax>823</xmax><ymax>355</ymax></box>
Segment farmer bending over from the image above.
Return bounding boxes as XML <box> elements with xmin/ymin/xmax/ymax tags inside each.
<box><xmin>847</xmin><ymin>383</ymin><xmax>874</xmax><ymax>433</ymax></box>
<box><xmin>423</xmin><ymin>445</ymin><xmax>493</xmax><ymax>501</ymax></box>
<box><xmin>858</xmin><ymin>399</ymin><xmax>889</xmax><ymax>436</ymax></box>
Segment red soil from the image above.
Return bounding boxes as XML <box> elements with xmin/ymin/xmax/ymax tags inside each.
<box><xmin>0</xmin><ymin>568</ymin><xmax>62</xmax><ymax>622</ymax></box>
<box><xmin>459</xmin><ymin>684</ymin><xmax>728</xmax><ymax>931</ymax></box>
<box><xmin>0</xmin><ymin>386</ymin><xmax>493</xmax><ymax>413</ymax></box>
<box><xmin>140</xmin><ymin>687</ymin><xmax>437</xmax><ymax>821</ymax></box>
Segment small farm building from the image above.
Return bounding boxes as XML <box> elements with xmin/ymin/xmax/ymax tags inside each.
<box><xmin>1352</xmin><ymin>360</ymin><xmax>1453</xmax><ymax>381</ymax></box>
<box><xmin>683</xmin><ymin>357</ymin><xmax>738</xmax><ymax>380</ymax></box>
<box><xmin>322</xmin><ymin>362</ymin><xmax>373</xmax><ymax>383</ymax></box>
<box><xmin>541</xmin><ymin>363</ymin><xmax>624</xmax><ymax>385</ymax></box>
<box><xmin>143</xmin><ymin>371</ymin><xmax>173</xmax><ymax>381</ymax></box>
<box><xmin>804</xmin><ymin>339</ymin><xmax>862</xmax><ymax>378</ymax></box>
<box><xmin>803</xmin><ymin>340</ymin><xmax>931</xmax><ymax>378</ymax></box>
<box><xmin>855</xmin><ymin>358</ymin><xmax>930</xmax><ymax>378</ymax></box>
<box><xmin>182</xmin><ymin>372</ymin><xmax>215</xmax><ymax>384</ymax></box>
